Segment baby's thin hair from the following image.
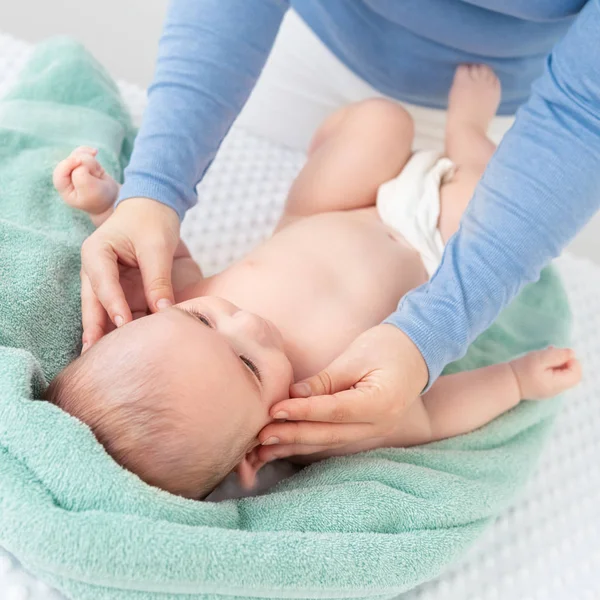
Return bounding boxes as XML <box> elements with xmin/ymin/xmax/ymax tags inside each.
<box><xmin>44</xmin><ymin>345</ymin><xmax>232</xmax><ymax>498</ymax></box>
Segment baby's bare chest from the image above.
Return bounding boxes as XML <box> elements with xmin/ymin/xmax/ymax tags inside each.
<box><xmin>210</xmin><ymin>210</ymin><xmax>427</xmax><ymax>377</ymax></box>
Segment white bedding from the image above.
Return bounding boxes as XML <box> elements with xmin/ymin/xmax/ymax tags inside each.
<box><xmin>0</xmin><ymin>33</ymin><xmax>599</xmax><ymax>600</ymax></box>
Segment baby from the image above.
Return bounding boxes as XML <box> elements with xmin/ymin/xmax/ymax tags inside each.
<box><xmin>45</xmin><ymin>66</ymin><xmax>581</xmax><ymax>499</ymax></box>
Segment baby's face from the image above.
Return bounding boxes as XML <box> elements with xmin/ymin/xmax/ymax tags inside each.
<box><xmin>170</xmin><ymin>295</ymin><xmax>294</xmax><ymax>414</ymax></box>
<box><xmin>122</xmin><ymin>295</ymin><xmax>294</xmax><ymax>466</ymax></box>
<box><xmin>54</xmin><ymin>295</ymin><xmax>294</xmax><ymax>497</ymax></box>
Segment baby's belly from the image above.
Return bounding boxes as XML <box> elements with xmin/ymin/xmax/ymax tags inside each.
<box><xmin>209</xmin><ymin>210</ymin><xmax>428</xmax><ymax>379</ymax></box>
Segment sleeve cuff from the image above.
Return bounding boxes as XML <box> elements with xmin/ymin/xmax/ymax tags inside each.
<box><xmin>117</xmin><ymin>175</ymin><xmax>193</xmax><ymax>222</ymax></box>
<box><xmin>383</xmin><ymin>310</ymin><xmax>448</xmax><ymax>393</ymax></box>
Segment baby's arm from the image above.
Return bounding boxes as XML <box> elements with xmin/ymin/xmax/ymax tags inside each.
<box><xmin>53</xmin><ymin>147</ymin><xmax>119</xmax><ymax>227</ymax></box>
<box><xmin>286</xmin><ymin>347</ymin><xmax>580</xmax><ymax>466</ymax></box>
<box><xmin>413</xmin><ymin>346</ymin><xmax>581</xmax><ymax>444</ymax></box>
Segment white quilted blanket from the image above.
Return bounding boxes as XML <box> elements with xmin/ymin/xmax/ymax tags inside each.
<box><xmin>0</xmin><ymin>33</ymin><xmax>599</xmax><ymax>600</ymax></box>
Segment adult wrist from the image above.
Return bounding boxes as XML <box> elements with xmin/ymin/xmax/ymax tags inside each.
<box><xmin>117</xmin><ymin>176</ymin><xmax>189</xmax><ymax>221</ymax></box>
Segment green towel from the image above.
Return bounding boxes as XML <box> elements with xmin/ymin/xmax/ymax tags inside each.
<box><xmin>0</xmin><ymin>39</ymin><xmax>571</xmax><ymax>600</ymax></box>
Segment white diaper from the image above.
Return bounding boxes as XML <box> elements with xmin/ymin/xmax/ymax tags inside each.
<box><xmin>376</xmin><ymin>150</ymin><xmax>455</xmax><ymax>277</ymax></box>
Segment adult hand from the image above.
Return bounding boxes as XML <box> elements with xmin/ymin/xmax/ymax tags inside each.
<box><xmin>80</xmin><ymin>197</ymin><xmax>180</xmax><ymax>348</ymax></box>
<box><xmin>257</xmin><ymin>324</ymin><xmax>429</xmax><ymax>461</ymax></box>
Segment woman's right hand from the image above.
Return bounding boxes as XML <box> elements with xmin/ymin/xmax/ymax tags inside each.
<box><xmin>80</xmin><ymin>197</ymin><xmax>180</xmax><ymax>349</ymax></box>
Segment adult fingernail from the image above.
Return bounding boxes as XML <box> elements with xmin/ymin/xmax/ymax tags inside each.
<box><xmin>273</xmin><ymin>411</ymin><xmax>289</xmax><ymax>420</ymax></box>
<box><xmin>81</xmin><ymin>342</ymin><xmax>89</xmax><ymax>353</ymax></box>
<box><xmin>114</xmin><ymin>315</ymin><xmax>124</xmax><ymax>327</ymax></box>
<box><xmin>291</xmin><ymin>383</ymin><xmax>311</xmax><ymax>397</ymax></box>
<box><xmin>262</xmin><ymin>437</ymin><xmax>280</xmax><ymax>446</ymax></box>
<box><xmin>156</xmin><ymin>299</ymin><xmax>173</xmax><ymax>311</ymax></box>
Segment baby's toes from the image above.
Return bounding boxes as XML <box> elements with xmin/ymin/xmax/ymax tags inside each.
<box><xmin>477</xmin><ymin>64</ymin><xmax>495</xmax><ymax>80</ymax></box>
<box><xmin>453</xmin><ymin>64</ymin><xmax>471</xmax><ymax>84</ymax></box>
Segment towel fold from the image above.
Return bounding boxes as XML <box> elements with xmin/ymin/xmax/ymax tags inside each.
<box><xmin>0</xmin><ymin>39</ymin><xmax>572</xmax><ymax>600</ymax></box>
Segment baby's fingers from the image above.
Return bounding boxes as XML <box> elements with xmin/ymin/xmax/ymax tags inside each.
<box><xmin>540</xmin><ymin>346</ymin><xmax>575</xmax><ymax>368</ymax></box>
<box><xmin>77</xmin><ymin>153</ymin><xmax>105</xmax><ymax>178</ymax></box>
<box><xmin>553</xmin><ymin>357</ymin><xmax>582</xmax><ymax>388</ymax></box>
<box><xmin>70</xmin><ymin>146</ymin><xmax>98</xmax><ymax>158</ymax></box>
<box><xmin>53</xmin><ymin>155</ymin><xmax>82</xmax><ymax>193</ymax></box>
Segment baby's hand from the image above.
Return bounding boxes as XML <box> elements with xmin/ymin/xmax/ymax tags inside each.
<box><xmin>510</xmin><ymin>346</ymin><xmax>582</xmax><ymax>400</ymax></box>
<box><xmin>53</xmin><ymin>146</ymin><xmax>119</xmax><ymax>215</ymax></box>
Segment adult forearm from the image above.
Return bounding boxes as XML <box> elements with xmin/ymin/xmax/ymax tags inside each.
<box><xmin>386</xmin><ymin>0</ymin><xmax>600</xmax><ymax>385</ymax></box>
<box><xmin>117</xmin><ymin>0</ymin><xmax>289</xmax><ymax>220</ymax></box>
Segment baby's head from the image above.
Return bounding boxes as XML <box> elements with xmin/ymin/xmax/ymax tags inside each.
<box><xmin>44</xmin><ymin>297</ymin><xmax>294</xmax><ymax>499</ymax></box>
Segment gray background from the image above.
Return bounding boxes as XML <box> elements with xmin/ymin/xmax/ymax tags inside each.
<box><xmin>2</xmin><ymin>0</ymin><xmax>599</xmax><ymax>263</ymax></box>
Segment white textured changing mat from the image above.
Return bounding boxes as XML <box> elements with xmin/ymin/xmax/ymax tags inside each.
<box><xmin>0</xmin><ymin>33</ymin><xmax>599</xmax><ymax>600</ymax></box>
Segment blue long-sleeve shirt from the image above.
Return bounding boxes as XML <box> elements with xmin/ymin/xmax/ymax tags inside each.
<box><xmin>118</xmin><ymin>0</ymin><xmax>600</xmax><ymax>384</ymax></box>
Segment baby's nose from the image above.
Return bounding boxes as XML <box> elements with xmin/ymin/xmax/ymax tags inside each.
<box><xmin>233</xmin><ymin>311</ymin><xmax>271</xmax><ymax>342</ymax></box>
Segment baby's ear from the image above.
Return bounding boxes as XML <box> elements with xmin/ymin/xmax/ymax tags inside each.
<box><xmin>235</xmin><ymin>447</ymin><xmax>266</xmax><ymax>490</ymax></box>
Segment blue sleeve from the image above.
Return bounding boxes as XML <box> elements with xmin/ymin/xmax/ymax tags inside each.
<box><xmin>385</xmin><ymin>0</ymin><xmax>600</xmax><ymax>387</ymax></box>
<box><xmin>117</xmin><ymin>0</ymin><xmax>289</xmax><ymax>220</ymax></box>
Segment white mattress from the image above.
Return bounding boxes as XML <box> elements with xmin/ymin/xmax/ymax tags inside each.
<box><xmin>1</xmin><ymin>33</ymin><xmax>599</xmax><ymax>600</ymax></box>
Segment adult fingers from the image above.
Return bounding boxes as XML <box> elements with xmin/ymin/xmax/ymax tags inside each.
<box><xmin>81</xmin><ymin>236</ymin><xmax>132</xmax><ymax>327</ymax></box>
<box><xmin>80</xmin><ymin>271</ymin><xmax>109</xmax><ymax>351</ymax></box>
<box><xmin>137</xmin><ymin>241</ymin><xmax>176</xmax><ymax>312</ymax></box>
<box><xmin>258</xmin><ymin>421</ymin><xmax>373</xmax><ymax>447</ymax></box>
<box><xmin>289</xmin><ymin>350</ymin><xmax>368</xmax><ymax>399</ymax></box>
<box><xmin>270</xmin><ymin>387</ymin><xmax>372</xmax><ymax>423</ymax></box>
<box><xmin>257</xmin><ymin>443</ymin><xmax>331</xmax><ymax>463</ymax></box>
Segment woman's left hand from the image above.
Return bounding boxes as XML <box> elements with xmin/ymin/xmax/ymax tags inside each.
<box><xmin>80</xmin><ymin>239</ymin><xmax>200</xmax><ymax>352</ymax></box>
<box><xmin>257</xmin><ymin>324</ymin><xmax>429</xmax><ymax>462</ymax></box>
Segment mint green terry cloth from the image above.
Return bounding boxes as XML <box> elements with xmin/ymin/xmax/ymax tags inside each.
<box><xmin>0</xmin><ymin>39</ymin><xmax>571</xmax><ymax>600</ymax></box>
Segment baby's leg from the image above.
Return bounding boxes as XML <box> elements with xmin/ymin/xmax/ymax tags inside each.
<box><xmin>281</xmin><ymin>99</ymin><xmax>414</xmax><ymax>224</ymax></box>
<box><xmin>438</xmin><ymin>65</ymin><xmax>502</xmax><ymax>242</ymax></box>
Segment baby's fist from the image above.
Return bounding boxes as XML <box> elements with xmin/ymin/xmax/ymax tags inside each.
<box><xmin>53</xmin><ymin>146</ymin><xmax>118</xmax><ymax>215</ymax></box>
<box><xmin>511</xmin><ymin>346</ymin><xmax>582</xmax><ymax>400</ymax></box>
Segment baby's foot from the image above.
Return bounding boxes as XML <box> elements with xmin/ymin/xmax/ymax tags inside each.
<box><xmin>510</xmin><ymin>346</ymin><xmax>582</xmax><ymax>400</ymax></box>
<box><xmin>53</xmin><ymin>146</ymin><xmax>119</xmax><ymax>215</ymax></box>
<box><xmin>447</xmin><ymin>64</ymin><xmax>501</xmax><ymax>134</ymax></box>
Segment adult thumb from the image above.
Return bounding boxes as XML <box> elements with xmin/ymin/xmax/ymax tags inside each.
<box><xmin>138</xmin><ymin>242</ymin><xmax>176</xmax><ymax>312</ymax></box>
<box><xmin>289</xmin><ymin>351</ymin><xmax>364</xmax><ymax>399</ymax></box>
